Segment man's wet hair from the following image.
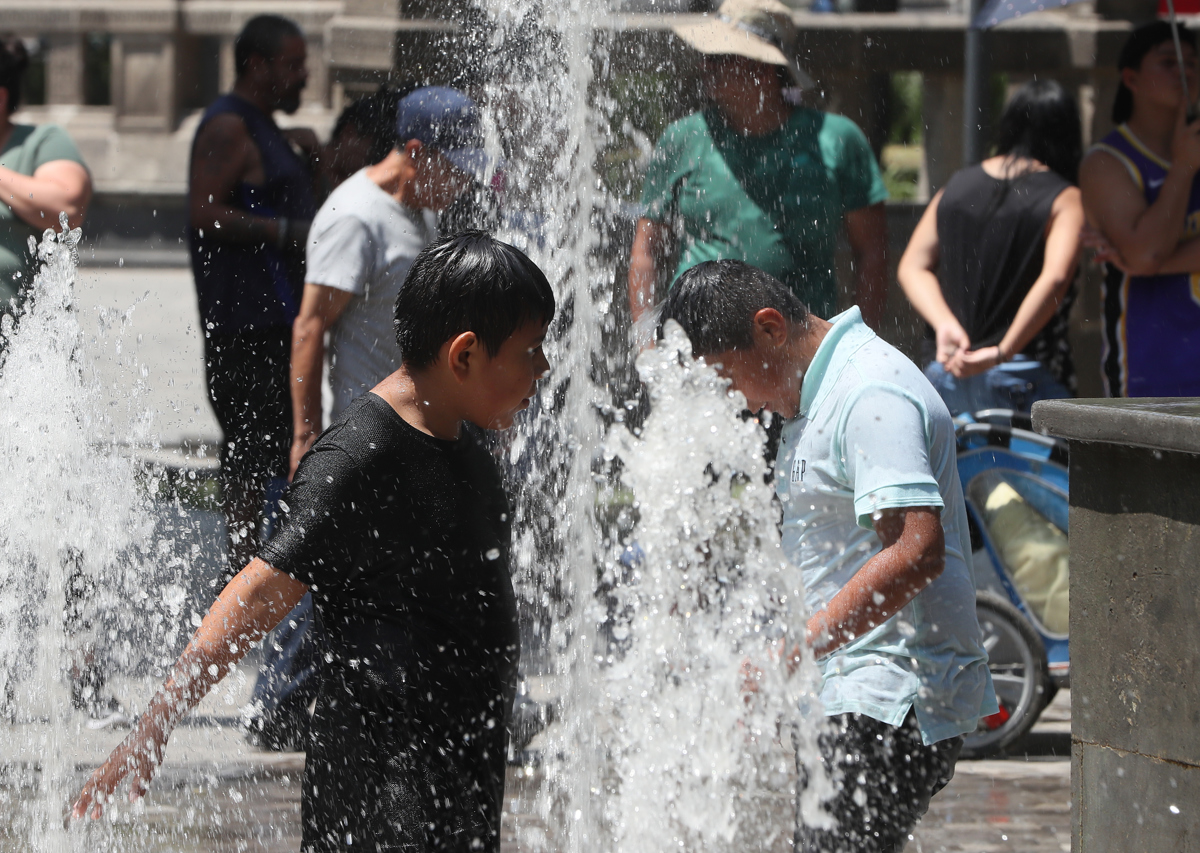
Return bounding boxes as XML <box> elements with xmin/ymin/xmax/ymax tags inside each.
<box><xmin>659</xmin><ymin>260</ymin><xmax>809</xmax><ymax>356</ymax></box>
<box><xmin>235</xmin><ymin>15</ymin><xmax>303</xmax><ymax>77</ymax></box>
<box><xmin>1113</xmin><ymin>21</ymin><xmax>1196</xmax><ymax>124</ymax></box>
<box><xmin>394</xmin><ymin>230</ymin><xmax>555</xmax><ymax>369</ymax></box>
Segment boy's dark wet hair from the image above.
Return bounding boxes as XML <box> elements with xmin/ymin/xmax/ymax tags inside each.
<box><xmin>235</xmin><ymin>15</ymin><xmax>303</xmax><ymax>76</ymax></box>
<box><xmin>659</xmin><ymin>260</ymin><xmax>809</xmax><ymax>356</ymax></box>
<box><xmin>1113</xmin><ymin>21</ymin><xmax>1196</xmax><ymax>124</ymax></box>
<box><xmin>394</xmin><ymin>230</ymin><xmax>555</xmax><ymax>369</ymax></box>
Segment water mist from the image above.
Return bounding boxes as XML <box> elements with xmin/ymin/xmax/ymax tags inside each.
<box><xmin>0</xmin><ymin>218</ymin><xmax>178</xmax><ymax>851</ymax></box>
<box><xmin>469</xmin><ymin>4</ymin><xmax>836</xmax><ymax>850</ymax></box>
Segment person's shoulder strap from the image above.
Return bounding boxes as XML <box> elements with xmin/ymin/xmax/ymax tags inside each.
<box><xmin>941</xmin><ymin>163</ymin><xmax>990</xmax><ymax>198</ymax></box>
<box><xmin>1026</xmin><ymin>169</ymin><xmax>1072</xmax><ymax>201</ymax></box>
<box><xmin>198</xmin><ymin>93</ymin><xmax>242</xmax><ymax>127</ymax></box>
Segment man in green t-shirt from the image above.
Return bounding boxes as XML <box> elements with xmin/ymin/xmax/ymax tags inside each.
<box><xmin>0</xmin><ymin>36</ymin><xmax>92</xmax><ymax>331</ymax></box>
<box><xmin>628</xmin><ymin>0</ymin><xmax>888</xmax><ymax>330</ymax></box>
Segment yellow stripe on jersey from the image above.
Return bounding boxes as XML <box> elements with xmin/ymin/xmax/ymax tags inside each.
<box><xmin>1117</xmin><ymin>124</ymin><xmax>1172</xmax><ymax>170</ymax></box>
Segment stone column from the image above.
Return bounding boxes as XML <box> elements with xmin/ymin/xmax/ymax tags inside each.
<box><xmin>922</xmin><ymin>71</ymin><xmax>964</xmax><ymax>196</ymax></box>
<box><xmin>303</xmin><ymin>33</ymin><xmax>329</xmax><ymax>108</ymax></box>
<box><xmin>112</xmin><ymin>34</ymin><xmax>178</xmax><ymax>131</ymax></box>
<box><xmin>45</xmin><ymin>33</ymin><xmax>85</xmax><ymax>105</ymax></box>
<box><xmin>1034</xmin><ymin>399</ymin><xmax>1200</xmax><ymax>853</ymax></box>
<box><xmin>219</xmin><ymin>35</ymin><xmax>237</xmax><ymax>95</ymax></box>
<box><xmin>1087</xmin><ymin>67</ymin><xmax>1121</xmax><ymax>149</ymax></box>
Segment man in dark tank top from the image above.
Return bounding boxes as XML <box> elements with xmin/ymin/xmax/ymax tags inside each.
<box><xmin>187</xmin><ymin>15</ymin><xmax>318</xmax><ymax>582</ymax></box>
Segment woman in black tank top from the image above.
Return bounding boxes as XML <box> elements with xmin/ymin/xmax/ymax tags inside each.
<box><xmin>898</xmin><ymin>80</ymin><xmax>1086</xmax><ymax>416</ymax></box>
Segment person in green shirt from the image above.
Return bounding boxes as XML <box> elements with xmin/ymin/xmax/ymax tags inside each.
<box><xmin>0</xmin><ymin>36</ymin><xmax>92</xmax><ymax>332</ymax></box>
<box><xmin>628</xmin><ymin>0</ymin><xmax>888</xmax><ymax>331</ymax></box>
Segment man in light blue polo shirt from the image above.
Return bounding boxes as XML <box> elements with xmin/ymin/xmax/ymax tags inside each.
<box><xmin>659</xmin><ymin>259</ymin><xmax>996</xmax><ymax>852</ymax></box>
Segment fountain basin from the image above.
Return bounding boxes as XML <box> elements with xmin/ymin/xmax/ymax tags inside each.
<box><xmin>1033</xmin><ymin>398</ymin><xmax>1200</xmax><ymax>852</ymax></box>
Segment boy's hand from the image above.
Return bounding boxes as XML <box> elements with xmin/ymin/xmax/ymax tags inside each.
<box><xmin>71</xmin><ymin>712</ymin><xmax>168</xmax><ymax>821</ymax></box>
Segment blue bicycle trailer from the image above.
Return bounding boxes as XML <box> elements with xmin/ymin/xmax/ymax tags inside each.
<box><xmin>956</xmin><ymin>409</ymin><xmax>1069</xmax><ymax>758</ymax></box>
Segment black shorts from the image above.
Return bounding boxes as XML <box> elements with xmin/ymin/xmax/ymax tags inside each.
<box><xmin>301</xmin><ymin>668</ymin><xmax>507</xmax><ymax>853</ymax></box>
<box><xmin>796</xmin><ymin>712</ymin><xmax>962</xmax><ymax>853</ymax></box>
<box><xmin>203</xmin><ymin>328</ymin><xmax>292</xmax><ymax>486</ymax></box>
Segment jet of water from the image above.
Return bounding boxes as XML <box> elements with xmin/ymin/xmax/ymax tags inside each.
<box><xmin>600</xmin><ymin>321</ymin><xmax>833</xmax><ymax>852</ymax></box>
<box><xmin>0</xmin><ymin>216</ymin><xmax>168</xmax><ymax>851</ymax></box>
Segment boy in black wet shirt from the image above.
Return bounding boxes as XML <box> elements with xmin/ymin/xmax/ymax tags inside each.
<box><xmin>72</xmin><ymin>231</ymin><xmax>555</xmax><ymax>853</ymax></box>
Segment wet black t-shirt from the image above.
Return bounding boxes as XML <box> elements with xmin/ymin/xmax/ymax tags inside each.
<box><xmin>259</xmin><ymin>392</ymin><xmax>519</xmax><ymax>853</ymax></box>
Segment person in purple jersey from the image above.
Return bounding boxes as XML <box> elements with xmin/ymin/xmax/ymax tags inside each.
<box><xmin>1081</xmin><ymin>21</ymin><xmax>1200</xmax><ymax>397</ymax></box>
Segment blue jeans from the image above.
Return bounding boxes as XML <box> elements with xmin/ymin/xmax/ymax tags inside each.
<box><xmin>924</xmin><ymin>357</ymin><xmax>1069</xmax><ymax>417</ymax></box>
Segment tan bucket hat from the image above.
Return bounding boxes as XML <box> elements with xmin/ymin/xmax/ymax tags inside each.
<box><xmin>672</xmin><ymin>0</ymin><xmax>814</xmax><ymax>89</ymax></box>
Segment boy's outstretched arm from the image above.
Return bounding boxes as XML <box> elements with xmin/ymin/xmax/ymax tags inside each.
<box><xmin>70</xmin><ymin>559</ymin><xmax>307</xmax><ymax>821</ymax></box>
<box><xmin>806</xmin><ymin>507</ymin><xmax>945</xmax><ymax>659</ymax></box>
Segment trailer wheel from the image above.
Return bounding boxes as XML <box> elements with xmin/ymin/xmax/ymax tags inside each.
<box><xmin>961</xmin><ymin>592</ymin><xmax>1053</xmax><ymax>759</ymax></box>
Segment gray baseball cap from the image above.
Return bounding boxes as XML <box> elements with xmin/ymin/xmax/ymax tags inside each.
<box><xmin>395</xmin><ymin>87</ymin><xmax>491</xmax><ymax>180</ymax></box>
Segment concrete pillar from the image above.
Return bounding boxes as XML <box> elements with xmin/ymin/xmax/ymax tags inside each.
<box><xmin>922</xmin><ymin>71</ymin><xmax>964</xmax><ymax>196</ymax></box>
<box><xmin>112</xmin><ymin>34</ymin><xmax>178</xmax><ymax>131</ymax></box>
<box><xmin>219</xmin><ymin>35</ymin><xmax>237</xmax><ymax>95</ymax></box>
<box><xmin>45</xmin><ymin>33</ymin><xmax>84</xmax><ymax>105</ymax></box>
<box><xmin>827</xmin><ymin>70</ymin><xmax>890</xmax><ymax>160</ymax></box>
<box><xmin>303</xmin><ymin>34</ymin><xmax>329</xmax><ymax>108</ymax></box>
<box><xmin>1034</xmin><ymin>400</ymin><xmax>1200</xmax><ymax>853</ymax></box>
<box><xmin>1087</xmin><ymin>67</ymin><xmax>1121</xmax><ymax>148</ymax></box>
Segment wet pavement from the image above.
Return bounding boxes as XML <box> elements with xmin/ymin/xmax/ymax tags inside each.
<box><xmin>1</xmin><ymin>691</ymin><xmax>1072</xmax><ymax>851</ymax></box>
<box><xmin>73</xmin><ymin>264</ymin><xmax>222</xmax><ymax>454</ymax></box>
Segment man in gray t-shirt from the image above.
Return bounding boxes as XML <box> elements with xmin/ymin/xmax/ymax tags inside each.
<box><xmin>250</xmin><ymin>88</ymin><xmax>489</xmax><ymax>751</ymax></box>
<box><xmin>305</xmin><ymin>169</ymin><xmax>435</xmax><ymax>419</ymax></box>
<box><xmin>288</xmin><ymin>87</ymin><xmax>489</xmax><ymax>477</ymax></box>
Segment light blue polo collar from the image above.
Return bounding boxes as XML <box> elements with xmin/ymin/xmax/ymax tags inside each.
<box><xmin>798</xmin><ymin>306</ymin><xmax>877</xmax><ymax>418</ymax></box>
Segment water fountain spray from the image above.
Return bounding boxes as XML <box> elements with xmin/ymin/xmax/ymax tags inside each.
<box><xmin>468</xmin><ymin>4</ymin><xmax>835</xmax><ymax>849</ymax></box>
<box><xmin>0</xmin><ymin>217</ymin><xmax>168</xmax><ymax>851</ymax></box>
